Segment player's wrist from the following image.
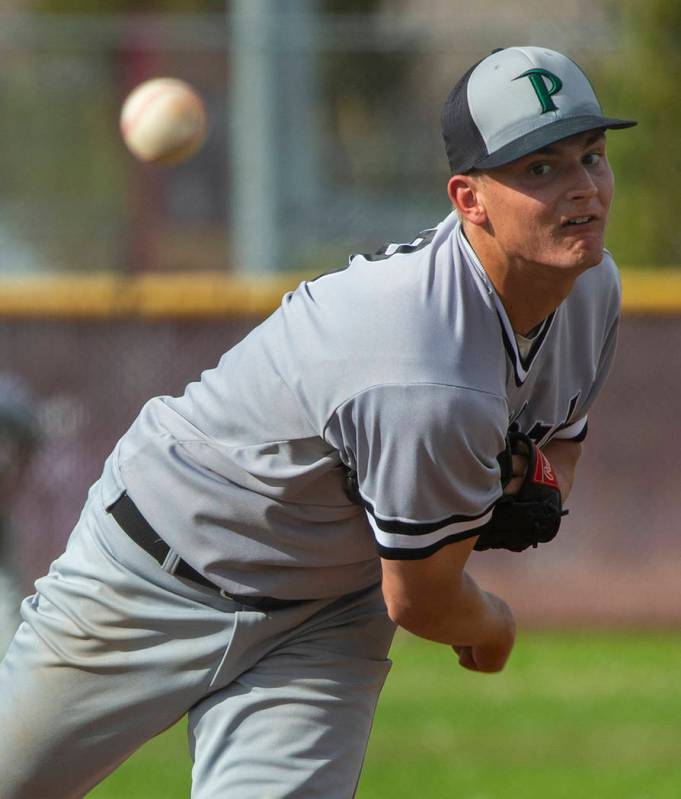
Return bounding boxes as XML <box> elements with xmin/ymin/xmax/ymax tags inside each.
<box><xmin>445</xmin><ymin>577</ymin><xmax>514</xmax><ymax>649</ymax></box>
<box><xmin>451</xmin><ymin>593</ymin><xmax>515</xmax><ymax>673</ymax></box>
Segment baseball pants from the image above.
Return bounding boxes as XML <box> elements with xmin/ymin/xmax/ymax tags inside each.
<box><xmin>0</xmin><ymin>481</ymin><xmax>396</xmax><ymax>798</ymax></box>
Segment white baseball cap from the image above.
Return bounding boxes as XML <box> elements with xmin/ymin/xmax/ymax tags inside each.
<box><xmin>441</xmin><ymin>46</ymin><xmax>637</xmax><ymax>174</ymax></box>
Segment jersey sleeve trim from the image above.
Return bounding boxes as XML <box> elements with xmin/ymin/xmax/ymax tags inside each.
<box><xmin>552</xmin><ymin>416</ymin><xmax>588</xmax><ymax>442</ymax></box>
<box><xmin>367</xmin><ymin>506</ymin><xmax>493</xmax><ymax>560</ymax></box>
<box><xmin>369</xmin><ymin>509</ymin><xmax>493</xmax><ymax>560</ymax></box>
<box><xmin>362</xmin><ymin>495</ymin><xmax>496</xmax><ymax>536</ymax></box>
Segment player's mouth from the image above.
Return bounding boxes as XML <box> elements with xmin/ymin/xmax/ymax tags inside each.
<box><xmin>561</xmin><ymin>214</ymin><xmax>599</xmax><ymax>229</ymax></box>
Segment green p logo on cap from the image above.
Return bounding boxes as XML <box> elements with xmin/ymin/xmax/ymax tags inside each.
<box><xmin>514</xmin><ymin>68</ymin><xmax>563</xmax><ymax>114</ymax></box>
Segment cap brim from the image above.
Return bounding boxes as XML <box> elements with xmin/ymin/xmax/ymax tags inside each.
<box><xmin>476</xmin><ymin>115</ymin><xmax>637</xmax><ymax>170</ymax></box>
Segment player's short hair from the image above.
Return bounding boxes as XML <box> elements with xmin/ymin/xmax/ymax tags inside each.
<box><xmin>441</xmin><ymin>46</ymin><xmax>636</xmax><ymax>175</ymax></box>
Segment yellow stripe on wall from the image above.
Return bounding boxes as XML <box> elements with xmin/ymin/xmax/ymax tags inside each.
<box><xmin>0</xmin><ymin>273</ymin><xmax>306</xmax><ymax>319</ymax></box>
<box><xmin>0</xmin><ymin>269</ymin><xmax>678</xmax><ymax>319</ymax></box>
<box><xmin>620</xmin><ymin>270</ymin><xmax>681</xmax><ymax>313</ymax></box>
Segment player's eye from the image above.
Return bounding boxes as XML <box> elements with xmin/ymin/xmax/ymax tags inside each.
<box><xmin>529</xmin><ymin>163</ymin><xmax>551</xmax><ymax>176</ymax></box>
<box><xmin>583</xmin><ymin>152</ymin><xmax>602</xmax><ymax>166</ymax></box>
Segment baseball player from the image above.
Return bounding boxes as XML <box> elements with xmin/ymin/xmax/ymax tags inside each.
<box><xmin>0</xmin><ymin>46</ymin><xmax>635</xmax><ymax>798</ymax></box>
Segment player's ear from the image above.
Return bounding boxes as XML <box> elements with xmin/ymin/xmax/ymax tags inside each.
<box><xmin>447</xmin><ymin>173</ymin><xmax>487</xmax><ymax>226</ymax></box>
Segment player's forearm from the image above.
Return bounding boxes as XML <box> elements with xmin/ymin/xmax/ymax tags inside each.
<box><xmin>385</xmin><ymin>568</ymin><xmax>514</xmax><ymax>649</ymax></box>
<box><xmin>438</xmin><ymin>571</ymin><xmax>515</xmax><ymax>650</ymax></box>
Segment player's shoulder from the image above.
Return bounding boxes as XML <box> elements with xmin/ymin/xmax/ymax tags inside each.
<box><xmin>343</xmin><ymin>213</ymin><xmax>458</xmax><ymax>279</ymax></box>
<box><xmin>288</xmin><ymin>213</ymin><xmax>463</xmax><ymax>343</ymax></box>
<box><xmin>348</xmin><ymin>226</ymin><xmax>438</xmax><ymax>270</ymax></box>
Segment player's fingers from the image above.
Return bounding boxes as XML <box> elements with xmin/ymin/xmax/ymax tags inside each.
<box><xmin>511</xmin><ymin>453</ymin><xmax>528</xmax><ymax>477</ymax></box>
<box><xmin>504</xmin><ymin>476</ymin><xmax>522</xmax><ymax>495</ymax></box>
<box><xmin>503</xmin><ymin>454</ymin><xmax>529</xmax><ymax>495</ymax></box>
<box><xmin>452</xmin><ymin>645</ymin><xmax>478</xmax><ymax>671</ymax></box>
<box><xmin>470</xmin><ymin>645</ymin><xmax>512</xmax><ymax>673</ymax></box>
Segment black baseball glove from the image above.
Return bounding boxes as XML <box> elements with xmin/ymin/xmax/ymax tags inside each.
<box><xmin>474</xmin><ymin>432</ymin><xmax>567</xmax><ymax>553</ymax></box>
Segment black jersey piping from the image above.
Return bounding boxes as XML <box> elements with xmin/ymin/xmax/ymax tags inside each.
<box><xmin>457</xmin><ymin>224</ymin><xmax>556</xmax><ymax>386</ymax></box>
<box><xmin>497</xmin><ymin>309</ymin><xmax>556</xmax><ymax>387</ymax></box>
<box><xmin>519</xmin><ymin>313</ymin><xmax>555</xmax><ymax>370</ymax></box>
<box><xmin>378</xmin><ymin>527</ymin><xmax>483</xmax><ymax>560</ymax></box>
<box><xmin>362</xmin><ymin>495</ymin><xmax>497</xmax><ymax>536</ymax></box>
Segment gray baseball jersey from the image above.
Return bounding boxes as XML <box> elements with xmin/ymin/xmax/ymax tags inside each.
<box><xmin>101</xmin><ymin>211</ymin><xmax>619</xmax><ymax>599</ymax></box>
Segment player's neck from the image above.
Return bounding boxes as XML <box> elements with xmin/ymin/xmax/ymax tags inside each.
<box><xmin>464</xmin><ymin>228</ymin><xmax>582</xmax><ymax>336</ymax></box>
<box><xmin>493</xmin><ymin>265</ymin><xmax>576</xmax><ymax>336</ymax></box>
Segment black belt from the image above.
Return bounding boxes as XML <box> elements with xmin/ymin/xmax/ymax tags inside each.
<box><xmin>107</xmin><ymin>491</ymin><xmax>307</xmax><ymax>611</ymax></box>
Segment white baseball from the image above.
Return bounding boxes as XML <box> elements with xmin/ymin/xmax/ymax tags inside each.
<box><xmin>120</xmin><ymin>77</ymin><xmax>207</xmax><ymax>166</ymax></box>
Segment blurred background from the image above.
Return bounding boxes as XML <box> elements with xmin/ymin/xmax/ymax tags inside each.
<box><xmin>0</xmin><ymin>0</ymin><xmax>680</xmax><ymax>651</ymax></box>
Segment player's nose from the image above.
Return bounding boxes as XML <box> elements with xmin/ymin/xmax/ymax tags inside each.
<box><xmin>565</xmin><ymin>164</ymin><xmax>599</xmax><ymax>201</ymax></box>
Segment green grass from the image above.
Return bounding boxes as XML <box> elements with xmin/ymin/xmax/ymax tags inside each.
<box><xmin>88</xmin><ymin>630</ymin><xmax>681</xmax><ymax>798</ymax></box>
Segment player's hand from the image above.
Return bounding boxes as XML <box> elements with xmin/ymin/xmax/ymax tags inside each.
<box><xmin>503</xmin><ymin>452</ymin><xmax>529</xmax><ymax>497</ymax></box>
<box><xmin>452</xmin><ymin>593</ymin><xmax>516</xmax><ymax>673</ymax></box>
<box><xmin>504</xmin><ymin>437</ymin><xmax>582</xmax><ymax>502</ymax></box>
<box><xmin>453</xmin><ymin>642</ymin><xmax>512</xmax><ymax>673</ymax></box>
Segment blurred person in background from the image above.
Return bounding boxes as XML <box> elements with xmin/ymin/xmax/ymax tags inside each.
<box><xmin>0</xmin><ymin>374</ymin><xmax>39</xmax><ymax>658</ymax></box>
